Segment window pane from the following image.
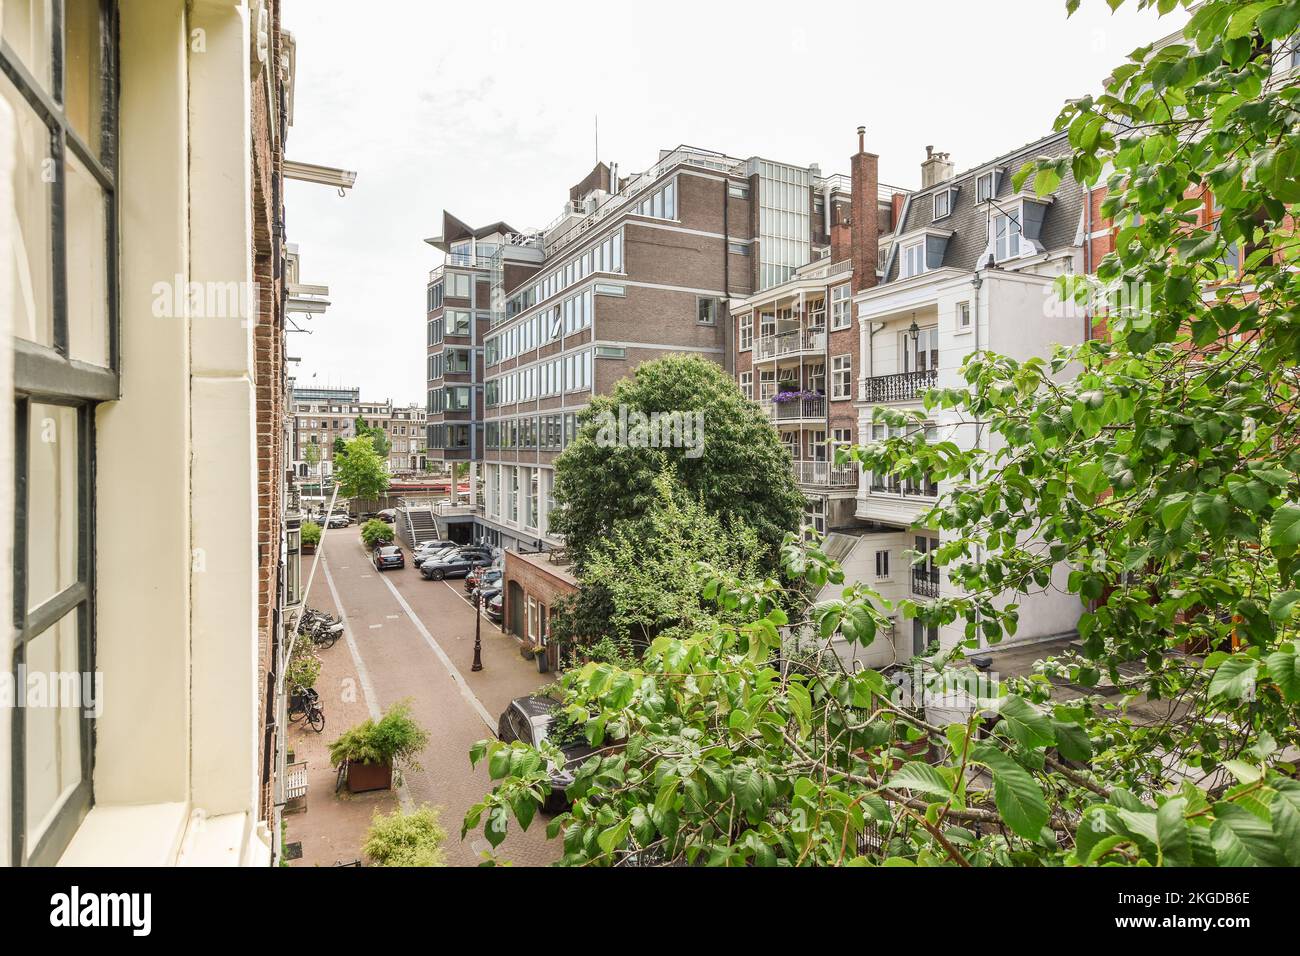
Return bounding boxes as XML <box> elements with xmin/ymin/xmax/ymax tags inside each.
<box><xmin>65</xmin><ymin>151</ymin><xmax>110</xmax><ymax>366</ymax></box>
<box><xmin>3</xmin><ymin>77</ymin><xmax>54</xmax><ymax>347</ymax></box>
<box><xmin>63</xmin><ymin>0</ymin><xmax>105</xmax><ymax>155</ymax></box>
<box><xmin>2</xmin><ymin>0</ymin><xmax>52</xmax><ymax>90</ymax></box>
<box><xmin>24</xmin><ymin>610</ymin><xmax>85</xmax><ymax>847</ymax></box>
<box><xmin>27</xmin><ymin>403</ymin><xmax>79</xmax><ymax>610</ymax></box>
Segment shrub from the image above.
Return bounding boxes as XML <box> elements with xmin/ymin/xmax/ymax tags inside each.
<box><xmin>361</xmin><ymin>519</ymin><xmax>394</xmax><ymax>549</ymax></box>
<box><xmin>329</xmin><ymin>699</ymin><xmax>430</xmax><ymax>771</ymax></box>
<box><xmin>301</xmin><ymin>521</ymin><xmax>322</xmax><ymax>547</ymax></box>
<box><xmin>362</xmin><ymin>804</ymin><xmax>446</xmax><ymax>867</ymax></box>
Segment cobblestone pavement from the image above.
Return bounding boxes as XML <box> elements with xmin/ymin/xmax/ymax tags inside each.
<box><xmin>285</xmin><ymin>530</ymin><xmax>561</xmax><ymax>867</ymax></box>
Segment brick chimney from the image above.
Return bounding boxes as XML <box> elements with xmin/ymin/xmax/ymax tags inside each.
<box><xmin>920</xmin><ymin>145</ymin><xmax>954</xmax><ymax>188</ymax></box>
<box><xmin>830</xmin><ymin>211</ymin><xmax>852</xmax><ymax>264</ymax></box>
<box><xmin>850</xmin><ymin>126</ymin><xmax>880</xmax><ymax>294</ymax></box>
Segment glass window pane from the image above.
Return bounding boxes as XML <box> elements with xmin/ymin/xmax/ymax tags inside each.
<box><xmin>63</xmin><ymin>0</ymin><xmax>105</xmax><ymax>155</ymax></box>
<box><xmin>24</xmin><ymin>610</ymin><xmax>85</xmax><ymax>847</ymax></box>
<box><xmin>65</xmin><ymin>151</ymin><xmax>109</xmax><ymax>366</ymax></box>
<box><xmin>2</xmin><ymin>0</ymin><xmax>52</xmax><ymax>90</ymax></box>
<box><xmin>3</xmin><ymin>77</ymin><xmax>54</xmax><ymax>347</ymax></box>
<box><xmin>27</xmin><ymin>403</ymin><xmax>79</xmax><ymax>611</ymax></box>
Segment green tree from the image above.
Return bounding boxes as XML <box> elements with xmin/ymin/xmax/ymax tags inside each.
<box><xmin>466</xmin><ymin>0</ymin><xmax>1300</xmax><ymax>866</ymax></box>
<box><xmin>303</xmin><ymin>441</ymin><xmax>321</xmax><ymax>475</ymax></box>
<box><xmin>549</xmin><ymin>354</ymin><xmax>804</xmax><ymax>571</ymax></box>
<box><xmin>558</xmin><ymin>466</ymin><xmax>764</xmax><ymax>655</ymax></box>
<box><xmin>333</xmin><ymin>435</ymin><xmax>347</xmax><ymax>456</ymax></box>
<box><xmin>334</xmin><ymin>435</ymin><xmax>389</xmax><ymax>501</ymax></box>
<box><xmin>354</xmin><ymin>415</ymin><xmax>391</xmax><ymax>459</ymax></box>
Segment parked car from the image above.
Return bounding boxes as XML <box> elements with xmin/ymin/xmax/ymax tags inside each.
<box><xmin>419</xmin><ymin>547</ymin><xmax>493</xmax><ymax>580</ymax></box>
<box><xmin>466</xmin><ymin>566</ymin><xmax>503</xmax><ymax>595</ymax></box>
<box><xmin>485</xmin><ymin>592</ymin><xmax>504</xmax><ymax>624</ymax></box>
<box><xmin>412</xmin><ymin>540</ymin><xmax>459</xmax><ymax>567</ymax></box>
<box><xmin>496</xmin><ymin>696</ymin><xmax>598</xmax><ymax>813</ymax></box>
<box><xmin>326</xmin><ymin>513</ymin><xmax>351</xmax><ymax>528</ymax></box>
<box><xmin>376</xmin><ymin>509</ymin><xmax>397</xmax><ymax>523</ymax></box>
<box><xmin>372</xmin><ymin>545</ymin><xmax>404</xmax><ymax>571</ymax></box>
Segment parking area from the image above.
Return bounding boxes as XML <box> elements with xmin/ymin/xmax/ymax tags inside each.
<box><xmin>284</xmin><ymin>530</ymin><xmax>561</xmax><ymax>867</ymax></box>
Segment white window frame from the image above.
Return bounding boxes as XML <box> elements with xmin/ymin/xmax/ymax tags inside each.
<box><xmin>739</xmin><ymin>371</ymin><xmax>753</xmax><ymax>399</ymax></box>
<box><xmin>739</xmin><ymin>313</ymin><xmax>753</xmax><ymax>351</ymax></box>
<box><xmin>830</xmin><ymin>284</ymin><xmax>851</xmax><ymax>330</ymax></box>
<box><xmin>956</xmin><ymin>300</ymin><xmax>972</xmax><ymax>332</ymax></box>
<box><xmin>933</xmin><ymin>189</ymin><xmax>951</xmax><ymax>220</ymax></box>
<box><xmin>975</xmin><ymin>171</ymin><xmax>996</xmax><ymax>204</ymax></box>
<box><xmin>901</xmin><ymin>240</ymin><xmax>926</xmax><ymax>279</ymax></box>
<box><xmin>831</xmin><ymin>354</ymin><xmax>852</xmax><ymax>400</ymax></box>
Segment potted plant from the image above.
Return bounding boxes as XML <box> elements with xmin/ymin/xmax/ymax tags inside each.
<box><xmin>300</xmin><ymin>520</ymin><xmax>322</xmax><ymax>555</ymax></box>
<box><xmin>360</xmin><ymin>518</ymin><xmax>394</xmax><ymax>549</ymax></box>
<box><xmin>328</xmin><ymin>700</ymin><xmax>430</xmax><ymax>793</ymax></box>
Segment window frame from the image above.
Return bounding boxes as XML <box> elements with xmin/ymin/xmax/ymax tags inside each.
<box><xmin>5</xmin><ymin>0</ymin><xmax>119</xmax><ymax>867</ymax></box>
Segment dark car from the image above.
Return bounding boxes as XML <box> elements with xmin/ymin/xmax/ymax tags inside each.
<box><xmin>326</xmin><ymin>513</ymin><xmax>351</xmax><ymax>529</ymax></box>
<box><xmin>485</xmin><ymin>592</ymin><xmax>503</xmax><ymax>624</ymax></box>
<box><xmin>496</xmin><ymin>696</ymin><xmax>598</xmax><ymax>813</ymax></box>
<box><xmin>372</xmin><ymin>545</ymin><xmax>404</xmax><ymax>571</ymax></box>
<box><xmin>419</xmin><ymin>546</ymin><xmax>493</xmax><ymax>580</ymax></box>
<box><xmin>376</xmin><ymin>509</ymin><xmax>397</xmax><ymax>523</ymax></box>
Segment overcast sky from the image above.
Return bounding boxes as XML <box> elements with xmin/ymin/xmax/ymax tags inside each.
<box><xmin>282</xmin><ymin>0</ymin><xmax>1186</xmax><ymax>405</ymax></box>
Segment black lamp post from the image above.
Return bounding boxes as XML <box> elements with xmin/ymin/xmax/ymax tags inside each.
<box><xmin>906</xmin><ymin>315</ymin><xmax>920</xmax><ymax>372</ymax></box>
<box><xmin>471</xmin><ymin>589</ymin><xmax>484</xmax><ymax>672</ymax></box>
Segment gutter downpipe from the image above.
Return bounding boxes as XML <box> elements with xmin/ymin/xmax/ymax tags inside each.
<box><xmin>970</xmin><ymin>267</ymin><xmax>984</xmax><ymax>646</ymax></box>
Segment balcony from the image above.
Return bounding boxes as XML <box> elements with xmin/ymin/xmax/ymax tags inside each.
<box><xmin>755</xmin><ymin>326</ymin><xmax>825</xmax><ymax>361</ymax></box>
<box><xmin>861</xmin><ymin>369</ymin><xmax>936</xmax><ymax>404</ymax></box>
<box><xmin>791</xmin><ymin>460</ymin><xmax>858</xmax><ymax>488</ymax></box>
<box><xmin>911</xmin><ymin>567</ymin><xmax>940</xmax><ymax>599</ymax></box>
<box><xmin>762</xmin><ymin>395</ymin><xmax>826</xmax><ymax>422</ymax></box>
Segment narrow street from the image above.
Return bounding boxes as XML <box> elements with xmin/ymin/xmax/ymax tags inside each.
<box><xmin>286</xmin><ymin>530</ymin><xmax>561</xmax><ymax>867</ymax></box>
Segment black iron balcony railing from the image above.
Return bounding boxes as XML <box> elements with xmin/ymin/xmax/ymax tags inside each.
<box><xmin>862</xmin><ymin>368</ymin><xmax>937</xmax><ymax>403</ymax></box>
<box><xmin>911</xmin><ymin>567</ymin><xmax>940</xmax><ymax>599</ymax></box>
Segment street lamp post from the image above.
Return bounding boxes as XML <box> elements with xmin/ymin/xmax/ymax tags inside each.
<box><xmin>471</xmin><ymin>589</ymin><xmax>484</xmax><ymax>672</ymax></box>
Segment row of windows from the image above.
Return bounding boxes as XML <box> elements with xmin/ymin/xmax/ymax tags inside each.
<box><xmin>427</xmin><ymin>347</ymin><xmax>471</xmax><ymax>381</ymax></box>
<box><xmin>738</xmin><ymin>355</ymin><xmax>852</xmax><ymax>400</ymax></box>
<box><xmin>631</xmin><ymin>176</ymin><xmax>678</xmax><ymax>220</ymax></box>
<box><xmin>485</xmin><ymin>413</ymin><xmax>578</xmax><ymax>451</ymax></box>
<box><xmin>428</xmin><ymin>385</ymin><xmax>473</xmax><ymax>413</ymax></box>
<box><xmin>505</xmin><ymin>228</ymin><xmax>623</xmax><ymax>319</ymax></box>
<box><xmin>486</xmin><ymin>349</ymin><xmax>593</xmax><ymax>406</ymax></box>
<box><xmin>428</xmin><ymin>423</ymin><xmax>471</xmax><ymax>450</ymax></box>
<box><xmin>485</xmin><ymin>464</ymin><xmax>554</xmax><ymax>533</ymax></box>
<box><xmin>487</xmin><ymin>289</ymin><xmax>592</xmax><ymax>366</ymax></box>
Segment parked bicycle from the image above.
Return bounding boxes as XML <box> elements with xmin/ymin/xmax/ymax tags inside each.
<box><xmin>298</xmin><ymin>608</ymin><xmax>343</xmax><ymax>649</ymax></box>
<box><xmin>288</xmin><ymin>686</ymin><xmax>325</xmax><ymax>733</ymax></box>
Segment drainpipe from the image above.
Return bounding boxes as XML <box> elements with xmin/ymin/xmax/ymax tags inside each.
<box><xmin>722</xmin><ymin>180</ymin><xmax>733</xmax><ymax>374</ymax></box>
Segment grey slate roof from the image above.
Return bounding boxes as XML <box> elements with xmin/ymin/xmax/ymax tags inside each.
<box><xmin>884</xmin><ymin>131</ymin><xmax>1082</xmax><ymax>282</ymax></box>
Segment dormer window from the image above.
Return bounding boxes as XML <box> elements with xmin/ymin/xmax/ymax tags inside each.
<box><xmin>993</xmin><ymin>211</ymin><xmax>1022</xmax><ymax>261</ymax></box>
<box><xmin>933</xmin><ymin>189</ymin><xmax>953</xmax><ymax>220</ymax></box>
<box><xmin>975</xmin><ymin>171</ymin><xmax>996</xmax><ymax>204</ymax></box>
<box><xmin>901</xmin><ymin>240</ymin><xmax>926</xmax><ymax>278</ymax></box>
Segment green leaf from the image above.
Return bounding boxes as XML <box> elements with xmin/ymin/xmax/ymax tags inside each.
<box><xmin>973</xmin><ymin>746</ymin><xmax>1049</xmax><ymax>840</ymax></box>
<box><xmin>1208</xmin><ymin>656</ymin><xmax>1258</xmax><ymax>701</ymax></box>
<box><xmin>1272</xmin><ymin>503</ymin><xmax>1300</xmax><ymax>550</ymax></box>
<box><xmin>1264</xmin><ymin>646</ymin><xmax>1300</xmax><ymax>702</ymax></box>
<box><xmin>1268</xmin><ymin>591</ymin><xmax>1300</xmax><ymax>622</ymax></box>
<box><xmin>1212</xmin><ymin>803</ymin><xmax>1285</xmax><ymax>866</ymax></box>
<box><xmin>998</xmin><ymin>695</ymin><xmax>1056</xmax><ymax>750</ymax></box>
<box><xmin>1161</xmin><ymin>495</ymin><xmax>1193</xmax><ymax>531</ymax></box>
<box><xmin>1155</xmin><ymin>798</ymin><xmax>1191</xmax><ymax>867</ymax></box>
<box><xmin>1053</xmin><ymin>721</ymin><xmax>1093</xmax><ymax>762</ymax></box>
<box><xmin>887</xmin><ymin>762</ymin><xmax>952</xmax><ymax>799</ymax></box>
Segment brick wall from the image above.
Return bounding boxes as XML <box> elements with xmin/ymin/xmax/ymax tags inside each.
<box><xmin>502</xmin><ymin>551</ymin><xmax>578</xmax><ymax>670</ymax></box>
<box><xmin>250</xmin><ymin>0</ymin><xmax>286</xmax><ymax>825</ymax></box>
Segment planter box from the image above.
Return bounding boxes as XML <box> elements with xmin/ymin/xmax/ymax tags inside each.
<box><xmin>302</xmin><ymin>543</ymin><xmax>317</xmax><ymax>555</ymax></box>
<box><xmin>346</xmin><ymin>760</ymin><xmax>393</xmax><ymax>793</ymax></box>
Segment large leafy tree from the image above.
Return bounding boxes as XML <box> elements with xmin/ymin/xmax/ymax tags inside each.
<box><xmin>575</xmin><ymin>466</ymin><xmax>765</xmax><ymax>652</ymax></box>
<box><xmin>465</xmin><ymin>0</ymin><xmax>1300</xmax><ymax>866</ymax></box>
<box><xmin>333</xmin><ymin>434</ymin><xmax>390</xmax><ymax>501</ymax></box>
<box><xmin>548</xmin><ymin>355</ymin><xmax>805</xmax><ymax>572</ymax></box>
<box><xmin>354</xmin><ymin>415</ymin><xmax>391</xmax><ymax>459</ymax></box>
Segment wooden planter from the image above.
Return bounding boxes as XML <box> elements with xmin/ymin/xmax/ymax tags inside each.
<box><xmin>302</xmin><ymin>542</ymin><xmax>317</xmax><ymax>555</ymax></box>
<box><xmin>345</xmin><ymin>760</ymin><xmax>393</xmax><ymax>793</ymax></box>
